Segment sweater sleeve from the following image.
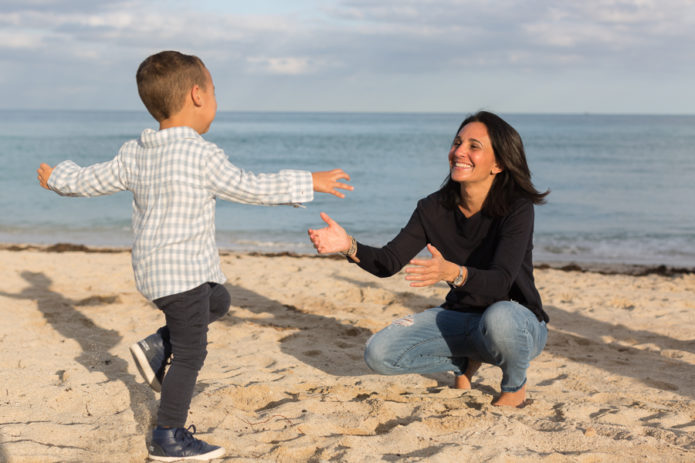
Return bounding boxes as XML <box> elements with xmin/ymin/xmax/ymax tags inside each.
<box><xmin>353</xmin><ymin>202</ymin><xmax>428</xmax><ymax>278</ymax></box>
<box><xmin>458</xmin><ymin>200</ymin><xmax>534</xmax><ymax>298</ymax></box>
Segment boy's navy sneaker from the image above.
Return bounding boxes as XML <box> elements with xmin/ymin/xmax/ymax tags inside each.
<box><xmin>129</xmin><ymin>329</ymin><xmax>171</xmax><ymax>392</ymax></box>
<box><xmin>148</xmin><ymin>425</ymin><xmax>225</xmax><ymax>461</ymax></box>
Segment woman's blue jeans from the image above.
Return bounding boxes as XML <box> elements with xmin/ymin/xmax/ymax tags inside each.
<box><xmin>364</xmin><ymin>301</ymin><xmax>547</xmax><ymax>392</ymax></box>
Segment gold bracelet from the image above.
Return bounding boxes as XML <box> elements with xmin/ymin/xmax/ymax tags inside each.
<box><xmin>341</xmin><ymin>236</ymin><xmax>357</xmax><ymax>257</ymax></box>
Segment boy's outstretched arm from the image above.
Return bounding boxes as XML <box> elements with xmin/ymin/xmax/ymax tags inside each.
<box><xmin>37</xmin><ymin>163</ymin><xmax>54</xmax><ymax>190</ymax></box>
<box><xmin>311</xmin><ymin>169</ymin><xmax>353</xmax><ymax>199</ymax></box>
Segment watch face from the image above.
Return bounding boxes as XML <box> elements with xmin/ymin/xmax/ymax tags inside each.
<box><xmin>453</xmin><ymin>267</ymin><xmax>463</xmax><ymax>286</ymax></box>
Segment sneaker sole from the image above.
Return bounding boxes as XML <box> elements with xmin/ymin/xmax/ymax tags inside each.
<box><xmin>129</xmin><ymin>341</ymin><xmax>162</xmax><ymax>393</ymax></box>
<box><xmin>148</xmin><ymin>446</ymin><xmax>225</xmax><ymax>461</ymax></box>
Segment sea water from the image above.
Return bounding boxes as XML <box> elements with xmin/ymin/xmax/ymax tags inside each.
<box><xmin>1</xmin><ymin>110</ymin><xmax>693</xmax><ymax>267</ymax></box>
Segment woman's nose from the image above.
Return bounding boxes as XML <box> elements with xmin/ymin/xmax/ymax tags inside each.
<box><xmin>454</xmin><ymin>144</ymin><xmax>468</xmax><ymax>157</ymax></box>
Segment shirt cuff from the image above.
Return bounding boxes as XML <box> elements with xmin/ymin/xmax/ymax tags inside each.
<box><xmin>282</xmin><ymin>169</ymin><xmax>314</xmax><ymax>204</ymax></box>
<box><xmin>46</xmin><ymin>160</ymin><xmax>78</xmax><ymax>194</ymax></box>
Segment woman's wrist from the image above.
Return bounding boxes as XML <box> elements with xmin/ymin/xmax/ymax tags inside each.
<box><xmin>444</xmin><ymin>262</ymin><xmax>458</xmax><ymax>283</ymax></box>
<box><xmin>448</xmin><ymin>264</ymin><xmax>466</xmax><ymax>287</ymax></box>
<box><xmin>341</xmin><ymin>235</ymin><xmax>357</xmax><ymax>257</ymax></box>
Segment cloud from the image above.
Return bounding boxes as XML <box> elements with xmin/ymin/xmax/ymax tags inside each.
<box><xmin>0</xmin><ymin>0</ymin><xmax>124</xmax><ymax>14</ymax></box>
<box><xmin>0</xmin><ymin>30</ymin><xmax>43</xmax><ymax>49</ymax></box>
<box><xmin>1</xmin><ymin>0</ymin><xmax>693</xmax><ymax>112</ymax></box>
<box><xmin>324</xmin><ymin>0</ymin><xmax>695</xmax><ymax>69</ymax></box>
<box><xmin>246</xmin><ymin>56</ymin><xmax>334</xmax><ymax>75</ymax></box>
<box><xmin>3</xmin><ymin>0</ymin><xmax>694</xmax><ymax>71</ymax></box>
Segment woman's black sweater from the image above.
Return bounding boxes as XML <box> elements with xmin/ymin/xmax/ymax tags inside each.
<box><xmin>352</xmin><ymin>191</ymin><xmax>548</xmax><ymax>323</ymax></box>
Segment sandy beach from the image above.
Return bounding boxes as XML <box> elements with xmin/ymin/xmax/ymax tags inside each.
<box><xmin>1</xmin><ymin>243</ymin><xmax>694</xmax><ymax>462</ymax></box>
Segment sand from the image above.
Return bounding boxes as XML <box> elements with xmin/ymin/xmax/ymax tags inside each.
<box><xmin>1</xmin><ymin>244</ymin><xmax>694</xmax><ymax>462</ymax></box>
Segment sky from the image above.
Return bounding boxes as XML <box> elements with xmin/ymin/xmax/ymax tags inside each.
<box><xmin>1</xmin><ymin>0</ymin><xmax>694</xmax><ymax>114</ymax></box>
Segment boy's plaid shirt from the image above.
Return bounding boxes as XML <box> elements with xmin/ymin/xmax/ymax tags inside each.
<box><xmin>48</xmin><ymin>126</ymin><xmax>313</xmax><ymax>300</ymax></box>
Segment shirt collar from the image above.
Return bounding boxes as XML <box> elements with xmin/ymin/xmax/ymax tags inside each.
<box><xmin>139</xmin><ymin>126</ymin><xmax>202</xmax><ymax>148</ymax></box>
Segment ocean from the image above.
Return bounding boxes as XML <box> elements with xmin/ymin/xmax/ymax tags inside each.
<box><xmin>1</xmin><ymin>110</ymin><xmax>693</xmax><ymax>268</ymax></box>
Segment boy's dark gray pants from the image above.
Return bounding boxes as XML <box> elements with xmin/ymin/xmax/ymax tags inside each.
<box><xmin>153</xmin><ymin>282</ymin><xmax>230</xmax><ymax>428</ymax></box>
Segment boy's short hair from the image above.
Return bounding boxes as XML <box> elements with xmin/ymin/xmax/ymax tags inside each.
<box><xmin>136</xmin><ymin>51</ymin><xmax>208</xmax><ymax>122</ymax></box>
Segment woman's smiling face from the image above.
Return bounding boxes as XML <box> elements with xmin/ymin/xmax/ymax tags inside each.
<box><xmin>448</xmin><ymin>121</ymin><xmax>502</xmax><ymax>185</ymax></box>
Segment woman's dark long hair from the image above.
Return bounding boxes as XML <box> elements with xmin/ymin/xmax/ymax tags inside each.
<box><xmin>439</xmin><ymin>111</ymin><xmax>549</xmax><ymax>216</ymax></box>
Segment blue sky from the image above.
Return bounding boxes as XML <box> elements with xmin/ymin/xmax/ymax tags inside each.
<box><xmin>1</xmin><ymin>0</ymin><xmax>694</xmax><ymax>114</ymax></box>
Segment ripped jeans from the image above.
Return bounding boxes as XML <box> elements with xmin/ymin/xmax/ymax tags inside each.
<box><xmin>364</xmin><ymin>301</ymin><xmax>547</xmax><ymax>392</ymax></box>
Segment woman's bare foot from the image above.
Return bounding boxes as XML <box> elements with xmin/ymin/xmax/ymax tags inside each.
<box><xmin>454</xmin><ymin>359</ymin><xmax>482</xmax><ymax>389</ymax></box>
<box><xmin>492</xmin><ymin>384</ymin><xmax>527</xmax><ymax>407</ymax></box>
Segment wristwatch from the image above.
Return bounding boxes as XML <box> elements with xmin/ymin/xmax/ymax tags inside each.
<box><xmin>341</xmin><ymin>236</ymin><xmax>357</xmax><ymax>257</ymax></box>
<box><xmin>452</xmin><ymin>266</ymin><xmax>464</xmax><ymax>287</ymax></box>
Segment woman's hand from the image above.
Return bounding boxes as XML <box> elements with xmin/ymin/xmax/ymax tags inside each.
<box><xmin>405</xmin><ymin>244</ymin><xmax>462</xmax><ymax>287</ymax></box>
<box><xmin>308</xmin><ymin>212</ymin><xmax>352</xmax><ymax>254</ymax></box>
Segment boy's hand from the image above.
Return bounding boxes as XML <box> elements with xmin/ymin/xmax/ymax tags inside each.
<box><xmin>311</xmin><ymin>169</ymin><xmax>353</xmax><ymax>198</ymax></box>
<box><xmin>37</xmin><ymin>163</ymin><xmax>54</xmax><ymax>190</ymax></box>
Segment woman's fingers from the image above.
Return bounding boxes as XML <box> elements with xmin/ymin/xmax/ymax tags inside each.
<box><xmin>405</xmin><ymin>264</ymin><xmax>438</xmax><ymax>281</ymax></box>
<box><xmin>406</xmin><ymin>250</ymin><xmax>445</xmax><ymax>287</ymax></box>
<box><xmin>308</xmin><ymin>214</ymin><xmax>348</xmax><ymax>254</ymax></box>
<box><xmin>426</xmin><ymin>243</ymin><xmax>442</xmax><ymax>257</ymax></box>
<box><xmin>320</xmin><ymin>212</ymin><xmax>335</xmax><ymax>226</ymax></box>
<box><xmin>407</xmin><ymin>274</ymin><xmax>439</xmax><ymax>287</ymax></box>
<box><xmin>408</xmin><ymin>257</ymin><xmax>433</xmax><ymax>268</ymax></box>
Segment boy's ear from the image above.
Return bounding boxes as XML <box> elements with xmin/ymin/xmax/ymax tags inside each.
<box><xmin>191</xmin><ymin>85</ymin><xmax>203</xmax><ymax>107</ymax></box>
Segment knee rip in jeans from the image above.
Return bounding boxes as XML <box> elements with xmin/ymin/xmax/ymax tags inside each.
<box><xmin>391</xmin><ymin>314</ymin><xmax>415</xmax><ymax>327</ymax></box>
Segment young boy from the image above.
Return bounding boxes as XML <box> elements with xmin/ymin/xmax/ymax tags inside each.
<box><xmin>37</xmin><ymin>50</ymin><xmax>352</xmax><ymax>461</ymax></box>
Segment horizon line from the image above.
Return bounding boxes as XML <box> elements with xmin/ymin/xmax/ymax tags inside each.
<box><xmin>1</xmin><ymin>108</ymin><xmax>694</xmax><ymax>117</ymax></box>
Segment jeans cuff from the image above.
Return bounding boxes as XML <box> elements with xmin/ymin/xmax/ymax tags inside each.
<box><xmin>500</xmin><ymin>377</ymin><xmax>527</xmax><ymax>393</ymax></box>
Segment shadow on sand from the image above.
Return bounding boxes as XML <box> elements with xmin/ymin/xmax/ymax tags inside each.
<box><xmin>218</xmin><ymin>279</ymin><xmax>695</xmax><ymax>400</ymax></box>
<box><xmin>220</xmin><ymin>283</ymin><xmax>375</xmax><ymax>377</ymax></box>
<box><xmin>0</xmin><ymin>271</ymin><xmax>156</xmax><ymax>443</ymax></box>
<box><xmin>545</xmin><ymin>304</ymin><xmax>695</xmax><ymax>399</ymax></box>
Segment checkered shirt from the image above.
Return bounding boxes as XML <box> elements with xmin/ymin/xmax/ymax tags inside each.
<box><xmin>48</xmin><ymin>126</ymin><xmax>313</xmax><ymax>300</ymax></box>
